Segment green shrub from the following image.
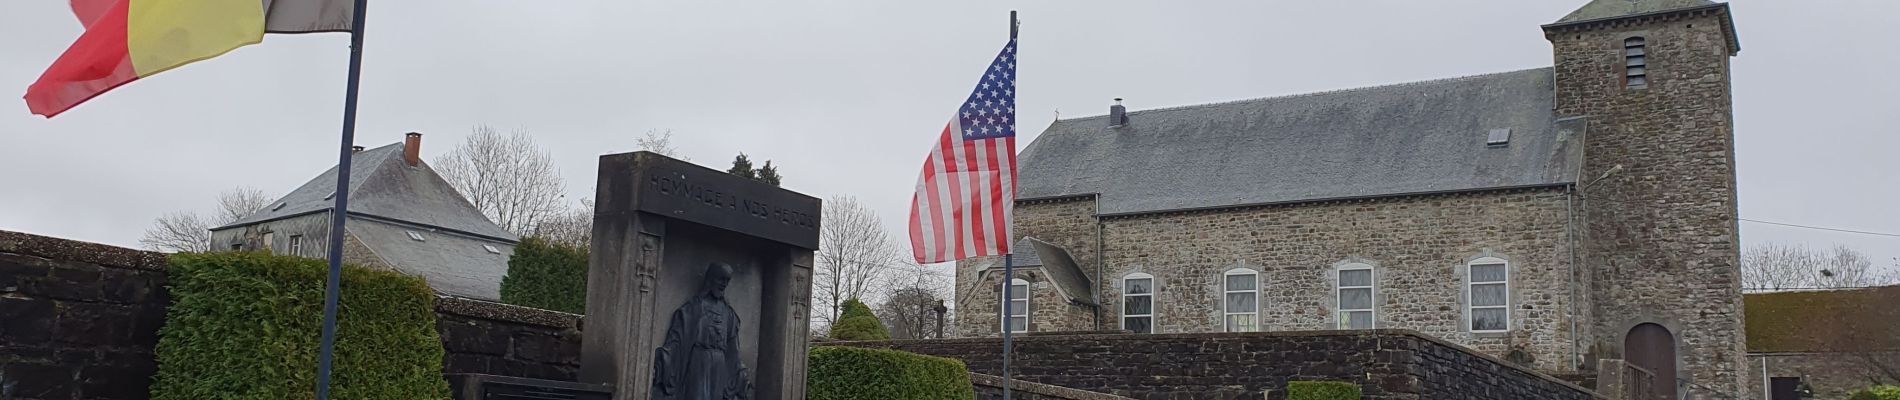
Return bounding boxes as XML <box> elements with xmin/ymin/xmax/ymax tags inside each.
<box><xmin>499</xmin><ymin>237</ymin><xmax>589</xmax><ymax>314</ymax></box>
<box><xmin>1851</xmin><ymin>385</ymin><xmax>1900</xmax><ymax>400</ymax></box>
<box><xmin>1288</xmin><ymin>380</ymin><xmax>1362</xmax><ymax>400</ymax></box>
<box><xmin>152</xmin><ymin>252</ymin><xmax>449</xmax><ymax>400</ymax></box>
<box><xmin>828</xmin><ymin>298</ymin><xmax>890</xmax><ymax>340</ymax></box>
<box><xmin>808</xmin><ymin>346</ymin><xmax>973</xmax><ymax>400</ymax></box>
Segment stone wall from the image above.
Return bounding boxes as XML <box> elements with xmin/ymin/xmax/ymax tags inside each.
<box><xmin>1546</xmin><ymin>6</ymin><xmax>1746</xmax><ymax>395</ymax></box>
<box><xmin>957</xmin><ymin>188</ymin><xmax>1587</xmax><ymax>374</ymax></box>
<box><xmin>840</xmin><ymin>330</ymin><xmax>1602</xmax><ymax>400</ymax></box>
<box><xmin>0</xmin><ymin>230</ymin><xmax>587</xmax><ymax>400</ymax></box>
<box><xmin>0</xmin><ymin>231</ymin><xmax>169</xmax><ymax>400</ymax></box>
<box><xmin>1745</xmin><ymin>352</ymin><xmax>1900</xmax><ymax>400</ymax></box>
<box><xmin>972</xmin><ymin>373</ymin><xmax>1134</xmax><ymax>400</ymax></box>
<box><xmin>435</xmin><ymin>297</ymin><xmax>583</xmax><ymax>381</ymax></box>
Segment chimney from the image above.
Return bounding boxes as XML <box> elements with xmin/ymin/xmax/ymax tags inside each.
<box><xmin>1109</xmin><ymin>98</ymin><xmax>1127</xmax><ymax>127</ymax></box>
<box><xmin>403</xmin><ymin>132</ymin><xmax>422</xmax><ymax>166</ymax></box>
<box><xmin>351</xmin><ymin>145</ymin><xmax>365</xmax><ymax>153</ymax></box>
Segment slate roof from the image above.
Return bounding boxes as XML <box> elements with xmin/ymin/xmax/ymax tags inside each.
<box><xmin>1014</xmin><ymin>237</ymin><xmax>1095</xmax><ymax>307</ymax></box>
<box><xmin>1016</xmin><ymin>68</ymin><xmax>1583</xmax><ymax>216</ymax></box>
<box><xmin>217</xmin><ymin>142</ymin><xmax>518</xmax><ymax>242</ymax></box>
<box><xmin>1555</xmin><ymin>0</ymin><xmax>1714</xmax><ymax>23</ymax></box>
<box><xmin>347</xmin><ymin>218</ymin><xmax>514</xmax><ymax>300</ymax></box>
<box><xmin>1743</xmin><ymin>286</ymin><xmax>1900</xmax><ymax>353</ymax></box>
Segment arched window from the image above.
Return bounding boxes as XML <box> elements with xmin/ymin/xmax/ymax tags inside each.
<box><xmin>1467</xmin><ymin>257</ymin><xmax>1510</xmax><ymax>333</ymax></box>
<box><xmin>1223</xmin><ymin>269</ymin><xmax>1260</xmax><ymax>332</ymax></box>
<box><xmin>1002</xmin><ymin>278</ymin><xmax>1029</xmax><ymax>333</ymax></box>
<box><xmin>1624</xmin><ymin>37</ymin><xmax>1648</xmax><ymax>87</ymax></box>
<box><xmin>1121</xmin><ymin>273</ymin><xmax>1154</xmax><ymax>334</ymax></box>
<box><xmin>1336</xmin><ymin>264</ymin><xmax>1375</xmax><ymax>329</ymax></box>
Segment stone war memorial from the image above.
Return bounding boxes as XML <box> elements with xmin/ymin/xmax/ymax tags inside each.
<box><xmin>580</xmin><ymin>151</ymin><xmax>822</xmax><ymax>400</ymax></box>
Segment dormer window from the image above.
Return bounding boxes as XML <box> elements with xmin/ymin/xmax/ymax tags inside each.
<box><xmin>406</xmin><ymin>231</ymin><xmax>426</xmax><ymax>242</ymax></box>
<box><xmin>1624</xmin><ymin>37</ymin><xmax>1648</xmax><ymax>88</ymax></box>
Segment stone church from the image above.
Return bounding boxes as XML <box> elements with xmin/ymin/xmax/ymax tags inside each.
<box><xmin>955</xmin><ymin>0</ymin><xmax>1745</xmax><ymax>397</ymax></box>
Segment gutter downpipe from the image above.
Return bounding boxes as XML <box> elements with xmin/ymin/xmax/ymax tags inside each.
<box><xmin>1095</xmin><ymin>217</ymin><xmax>1105</xmax><ymax>331</ymax></box>
<box><xmin>1567</xmin><ymin>184</ymin><xmax>1581</xmax><ymax>371</ymax></box>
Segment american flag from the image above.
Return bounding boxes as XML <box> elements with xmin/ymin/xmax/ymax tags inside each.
<box><xmin>908</xmin><ymin>36</ymin><xmax>1018</xmax><ymax>264</ymax></box>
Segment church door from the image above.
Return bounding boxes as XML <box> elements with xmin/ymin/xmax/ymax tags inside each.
<box><xmin>1625</xmin><ymin>323</ymin><xmax>1678</xmax><ymax>399</ymax></box>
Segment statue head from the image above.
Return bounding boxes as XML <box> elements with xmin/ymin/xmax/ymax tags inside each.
<box><xmin>704</xmin><ymin>262</ymin><xmax>735</xmax><ymax>300</ymax></box>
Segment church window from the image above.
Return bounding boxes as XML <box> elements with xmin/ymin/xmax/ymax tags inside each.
<box><xmin>1223</xmin><ymin>269</ymin><xmax>1260</xmax><ymax>332</ymax></box>
<box><xmin>1003</xmin><ymin>278</ymin><xmax>1029</xmax><ymax>333</ymax></box>
<box><xmin>1122</xmin><ymin>273</ymin><xmax>1154</xmax><ymax>334</ymax></box>
<box><xmin>1624</xmin><ymin>37</ymin><xmax>1648</xmax><ymax>87</ymax></box>
<box><xmin>1468</xmin><ymin>257</ymin><xmax>1510</xmax><ymax>333</ymax></box>
<box><xmin>1336</xmin><ymin>264</ymin><xmax>1375</xmax><ymax>329</ymax></box>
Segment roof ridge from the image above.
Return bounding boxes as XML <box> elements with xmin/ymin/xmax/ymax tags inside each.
<box><xmin>1052</xmin><ymin>67</ymin><xmax>1553</xmax><ymax>123</ymax></box>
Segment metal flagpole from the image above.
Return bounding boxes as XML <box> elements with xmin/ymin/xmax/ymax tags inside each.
<box><xmin>1001</xmin><ymin>253</ymin><xmax>1015</xmax><ymax>400</ymax></box>
<box><xmin>316</xmin><ymin>0</ymin><xmax>370</xmax><ymax>398</ymax></box>
<box><xmin>1000</xmin><ymin>10</ymin><xmax>1019</xmax><ymax>400</ymax></box>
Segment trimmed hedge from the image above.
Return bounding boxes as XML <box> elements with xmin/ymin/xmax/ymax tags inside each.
<box><xmin>1851</xmin><ymin>385</ymin><xmax>1900</xmax><ymax>400</ymax></box>
<box><xmin>828</xmin><ymin>298</ymin><xmax>889</xmax><ymax>340</ymax></box>
<box><xmin>808</xmin><ymin>346</ymin><xmax>974</xmax><ymax>400</ymax></box>
<box><xmin>499</xmin><ymin>237</ymin><xmax>589</xmax><ymax>314</ymax></box>
<box><xmin>152</xmin><ymin>252</ymin><xmax>450</xmax><ymax>400</ymax></box>
<box><xmin>1288</xmin><ymin>381</ymin><xmax>1361</xmax><ymax>400</ymax></box>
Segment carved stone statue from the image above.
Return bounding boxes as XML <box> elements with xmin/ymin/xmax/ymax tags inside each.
<box><xmin>652</xmin><ymin>262</ymin><xmax>752</xmax><ymax>400</ymax></box>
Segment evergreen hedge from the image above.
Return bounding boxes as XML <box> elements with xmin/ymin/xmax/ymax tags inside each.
<box><xmin>499</xmin><ymin>237</ymin><xmax>589</xmax><ymax>314</ymax></box>
<box><xmin>1287</xmin><ymin>381</ymin><xmax>1361</xmax><ymax>400</ymax></box>
<box><xmin>151</xmin><ymin>252</ymin><xmax>450</xmax><ymax>400</ymax></box>
<box><xmin>1851</xmin><ymin>385</ymin><xmax>1900</xmax><ymax>400</ymax></box>
<box><xmin>807</xmin><ymin>346</ymin><xmax>973</xmax><ymax>400</ymax></box>
<box><xmin>828</xmin><ymin>298</ymin><xmax>890</xmax><ymax>340</ymax></box>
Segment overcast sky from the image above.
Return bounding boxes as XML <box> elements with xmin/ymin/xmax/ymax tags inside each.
<box><xmin>2</xmin><ymin>1</ymin><xmax>1895</xmax><ymax>279</ymax></box>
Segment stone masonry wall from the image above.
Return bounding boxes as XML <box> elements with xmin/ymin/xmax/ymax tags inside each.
<box><xmin>841</xmin><ymin>330</ymin><xmax>1602</xmax><ymax>400</ymax></box>
<box><xmin>960</xmin><ymin>188</ymin><xmax>1587</xmax><ymax>374</ymax></box>
<box><xmin>1548</xmin><ymin>7</ymin><xmax>1747</xmax><ymax>395</ymax></box>
<box><xmin>956</xmin><ymin>266</ymin><xmax>1098</xmax><ymax>338</ymax></box>
<box><xmin>0</xmin><ymin>230</ymin><xmax>586</xmax><ymax>400</ymax></box>
<box><xmin>1745</xmin><ymin>352</ymin><xmax>1900</xmax><ymax>400</ymax></box>
<box><xmin>435</xmin><ymin>297</ymin><xmax>584</xmax><ymax>381</ymax></box>
<box><xmin>957</xmin><ymin>197</ymin><xmax>1103</xmax><ymax>336</ymax></box>
<box><xmin>0</xmin><ymin>231</ymin><xmax>169</xmax><ymax>400</ymax></box>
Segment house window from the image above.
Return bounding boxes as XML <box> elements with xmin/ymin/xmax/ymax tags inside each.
<box><xmin>231</xmin><ymin>243</ymin><xmax>243</xmax><ymax>251</ymax></box>
<box><xmin>289</xmin><ymin>235</ymin><xmax>304</xmax><ymax>255</ymax></box>
<box><xmin>261</xmin><ymin>232</ymin><xmax>275</xmax><ymax>252</ymax></box>
<box><xmin>1002</xmin><ymin>278</ymin><xmax>1029</xmax><ymax>333</ymax></box>
<box><xmin>1122</xmin><ymin>273</ymin><xmax>1154</xmax><ymax>334</ymax></box>
<box><xmin>1624</xmin><ymin>37</ymin><xmax>1648</xmax><ymax>87</ymax></box>
<box><xmin>1336</xmin><ymin>264</ymin><xmax>1375</xmax><ymax>329</ymax></box>
<box><xmin>1223</xmin><ymin>268</ymin><xmax>1260</xmax><ymax>332</ymax></box>
<box><xmin>406</xmin><ymin>231</ymin><xmax>426</xmax><ymax>242</ymax></box>
<box><xmin>1468</xmin><ymin>257</ymin><xmax>1510</xmax><ymax>332</ymax></box>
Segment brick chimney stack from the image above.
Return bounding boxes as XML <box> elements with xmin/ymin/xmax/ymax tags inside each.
<box><xmin>403</xmin><ymin>132</ymin><xmax>422</xmax><ymax>166</ymax></box>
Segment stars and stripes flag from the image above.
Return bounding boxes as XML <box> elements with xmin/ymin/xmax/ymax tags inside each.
<box><xmin>908</xmin><ymin>35</ymin><xmax>1018</xmax><ymax>264</ymax></box>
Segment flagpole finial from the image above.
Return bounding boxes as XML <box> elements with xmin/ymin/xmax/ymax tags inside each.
<box><xmin>1009</xmin><ymin>10</ymin><xmax>1018</xmax><ymax>39</ymax></box>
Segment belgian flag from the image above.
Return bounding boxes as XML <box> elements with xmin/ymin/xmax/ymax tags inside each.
<box><xmin>24</xmin><ymin>0</ymin><xmax>355</xmax><ymax>118</ymax></box>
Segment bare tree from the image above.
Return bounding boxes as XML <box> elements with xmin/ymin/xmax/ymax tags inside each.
<box><xmin>1743</xmin><ymin>243</ymin><xmax>1899</xmax><ymax>292</ymax></box>
<box><xmin>140</xmin><ymin>186</ymin><xmax>273</xmax><ymax>252</ymax></box>
<box><xmin>877</xmin><ymin>263</ymin><xmax>954</xmax><ymax>339</ymax></box>
<box><xmin>813</xmin><ymin>195</ymin><xmax>902</xmax><ymax>332</ymax></box>
<box><xmin>533</xmin><ymin>198</ymin><xmax>594</xmax><ymax>247</ymax></box>
<box><xmin>636</xmin><ymin>129</ymin><xmax>688</xmax><ymax>160</ymax></box>
<box><xmin>434</xmin><ymin>125</ymin><xmax>568</xmax><ymax>235</ymax></box>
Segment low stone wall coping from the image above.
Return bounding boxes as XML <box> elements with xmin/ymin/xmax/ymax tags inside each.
<box><xmin>435</xmin><ymin>296</ymin><xmax>582</xmax><ymax>330</ymax></box>
<box><xmin>970</xmin><ymin>373</ymin><xmax>1133</xmax><ymax>400</ymax></box>
<box><xmin>0</xmin><ymin>229</ymin><xmax>167</xmax><ymax>271</ymax></box>
<box><xmin>835</xmin><ymin>328</ymin><xmax>1602</xmax><ymax>397</ymax></box>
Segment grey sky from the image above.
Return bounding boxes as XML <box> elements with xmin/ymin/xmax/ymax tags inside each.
<box><xmin>2</xmin><ymin>1</ymin><xmax>1895</xmax><ymax>278</ymax></box>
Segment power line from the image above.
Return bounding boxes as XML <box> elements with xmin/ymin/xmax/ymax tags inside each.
<box><xmin>1737</xmin><ymin>218</ymin><xmax>1900</xmax><ymax>238</ymax></box>
<box><xmin>1576</xmin><ymin>194</ymin><xmax>1900</xmax><ymax>238</ymax></box>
